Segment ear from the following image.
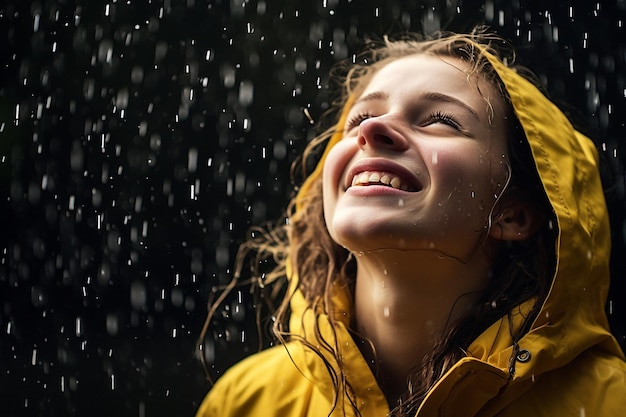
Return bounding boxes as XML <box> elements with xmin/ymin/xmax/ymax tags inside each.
<box><xmin>489</xmin><ymin>192</ymin><xmax>544</xmax><ymax>241</ymax></box>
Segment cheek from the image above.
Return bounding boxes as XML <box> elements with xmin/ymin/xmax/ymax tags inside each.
<box><xmin>432</xmin><ymin>146</ymin><xmax>507</xmax><ymax>201</ymax></box>
<box><xmin>322</xmin><ymin>141</ymin><xmax>357</xmax><ymax>193</ymax></box>
<box><xmin>321</xmin><ymin>141</ymin><xmax>357</xmax><ymax>213</ymax></box>
<box><xmin>431</xmin><ymin>147</ymin><xmax>483</xmax><ymax>180</ymax></box>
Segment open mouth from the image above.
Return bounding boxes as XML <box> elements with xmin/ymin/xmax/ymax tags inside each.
<box><xmin>350</xmin><ymin>170</ymin><xmax>421</xmax><ymax>192</ymax></box>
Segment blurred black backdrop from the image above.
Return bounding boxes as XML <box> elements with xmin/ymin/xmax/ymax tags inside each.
<box><xmin>1</xmin><ymin>1</ymin><xmax>625</xmax><ymax>416</ymax></box>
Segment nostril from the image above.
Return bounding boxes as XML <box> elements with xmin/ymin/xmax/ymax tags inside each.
<box><xmin>357</xmin><ymin>118</ymin><xmax>408</xmax><ymax>151</ymax></box>
<box><xmin>375</xmin><ymin>134</ymin><xmax>394</xmax><ymax>145</ymax></box>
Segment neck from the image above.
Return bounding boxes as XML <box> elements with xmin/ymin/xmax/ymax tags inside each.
<box><xmin>352</xmin><ymin>248</ymin><xmax>492</xmax><ymax>404</ymax></box>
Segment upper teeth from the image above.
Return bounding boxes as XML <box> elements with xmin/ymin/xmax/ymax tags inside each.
<box><xmin>351</xmin><ymin>171</ymin><xmax>409</xmax><ymax>191</ymax></box>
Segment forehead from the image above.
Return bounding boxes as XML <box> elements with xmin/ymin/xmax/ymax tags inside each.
<box><xmin>365</xmin><ymin>54</ymin><xmax>477</xmax><ymax>90</ymax></box>
<box><xmin>359</xmin><ymin>54</ymin><xmax>502</xmax><ymax>119</ymax></box>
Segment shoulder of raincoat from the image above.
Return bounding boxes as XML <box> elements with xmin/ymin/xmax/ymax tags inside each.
<box><xmin>196</xmin><ymin>47</ymin><xmax>626</xmax><ymax>417</ymax></box>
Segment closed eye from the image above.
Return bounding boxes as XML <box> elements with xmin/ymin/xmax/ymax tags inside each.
<box><xmin>345</xmin><ymin>112</ymin><xmax>374</xmax><ymax>133</ymax></box>
<box><xmin>423</xmin><ymin>111</ymin><xmax>463</xmax><ymax>130</ymax></box>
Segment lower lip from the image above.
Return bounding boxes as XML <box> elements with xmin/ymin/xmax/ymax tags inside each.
<box><xmin>344</xmin><ymin>185</ymin><xmax>417</xmax><ymax>197</ymax></box>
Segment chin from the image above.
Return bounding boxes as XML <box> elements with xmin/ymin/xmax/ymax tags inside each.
<box><xmin>329</xmin><ymin>223</ymin><xmax>408</xmax><ymax>253</ymax></box>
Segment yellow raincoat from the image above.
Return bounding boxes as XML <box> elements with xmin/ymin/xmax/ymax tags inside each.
<box><xmin>197</xmin><ymin>48</ymin><xmax>626</xmax><ymax>416</ymax></box>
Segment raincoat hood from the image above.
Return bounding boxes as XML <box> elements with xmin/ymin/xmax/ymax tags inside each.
<box><xmin>466</xmin><ymin>50</ymin><xmax>622</xmax><ymax>373</ymax></box>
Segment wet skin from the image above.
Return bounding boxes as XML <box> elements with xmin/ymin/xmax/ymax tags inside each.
<box><xmin>322</xmin><ymin>54</ymin><xmax>510</xmax><ymax>262</ymax></box>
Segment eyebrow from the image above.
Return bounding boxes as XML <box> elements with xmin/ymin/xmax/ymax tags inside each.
<box><xmin>421</xmin><ymin>91</ymin><xmax>481</xmax><ymax>121</ymax></box>
<box><xmin>354</xmin><ymin>90</ymin><xmax>481</xmax><ymax>121</ymax></box>
<box><xmin>354</xmin><ymin>91</ymin><xmax>389</xmax><ymax>104</ymax></box>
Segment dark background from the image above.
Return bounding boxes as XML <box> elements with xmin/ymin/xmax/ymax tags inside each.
<box><xmin>1</xmin><ymin>1</ymin><xmax>624</xmax><ymax>416</ymax></box>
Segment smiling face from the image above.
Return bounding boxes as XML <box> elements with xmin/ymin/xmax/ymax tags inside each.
<box><xmin>322</xmin><ymin>54</ymin><xmax>510</xmax><ymax>260</ymax></box>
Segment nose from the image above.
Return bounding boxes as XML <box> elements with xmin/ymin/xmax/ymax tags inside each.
<box><xmin>357</xmin><ymin>116</ymin><xmax>409</xmax><ymax>152</ymax></box>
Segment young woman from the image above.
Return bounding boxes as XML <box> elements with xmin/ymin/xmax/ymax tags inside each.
<box><xmin>196</xmin><ymin>29</ymin><xmax>626</xmax><ymax>416</ymax></box>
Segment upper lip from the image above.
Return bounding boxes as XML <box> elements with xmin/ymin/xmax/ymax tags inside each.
<box><xmin>344</xmin><ymin>158</ymin><xmax>424</xmax><ymax>192</ymax></box>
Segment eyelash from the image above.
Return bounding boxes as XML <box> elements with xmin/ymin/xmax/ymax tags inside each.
<box><xmin>345</xmin><ymin>112</ymin><xmax>373</xmax><ymax>131</ymax></box>
<box><xmin>425</xmin><ymin>111</ymin><xmax>461</xmax><ymax>129</ymax></box>
<box><xmin>345</xmin><ymin>111</ymin><xmax>462</xmax><ymax>132</ymax></box>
